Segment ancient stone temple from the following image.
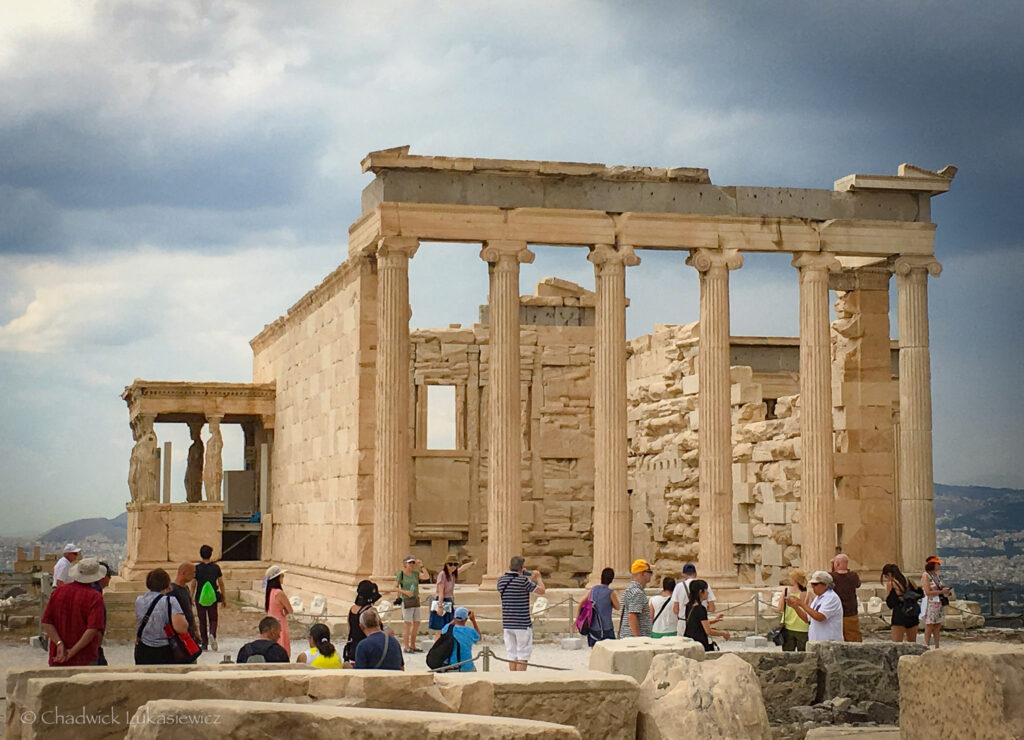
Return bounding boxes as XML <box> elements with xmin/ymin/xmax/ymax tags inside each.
<box><xmin>121</xmin><ymin>147</ymin><xmax>953</xmax><ymax>595</ymax></box>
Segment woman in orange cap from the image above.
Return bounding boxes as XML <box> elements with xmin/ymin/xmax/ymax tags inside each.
<box><xmin>921</xmin><ymin>556</ymin><xmax>951</xmax><ymax>649</ymax></box>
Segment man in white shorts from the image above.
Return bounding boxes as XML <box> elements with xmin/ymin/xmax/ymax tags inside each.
<box><xmin>496</xmin><ymin>556</ymin><xmax>545</xmax><ymax>671</ymax></box>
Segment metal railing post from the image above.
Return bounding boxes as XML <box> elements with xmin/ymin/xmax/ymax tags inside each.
<box><xmin>568</xmin><ymin>595</ymin><xmax>574</xmax><ymax>639</ymax></box>
<box><xmin>753</xmin><ymin>593</ymin><xmax>760</xmax><ymax>636</ymax></box>
<box><xmin>482</xmin><ymin>646</ymin><xmax>491</xmax><ymax>672</ymax></box>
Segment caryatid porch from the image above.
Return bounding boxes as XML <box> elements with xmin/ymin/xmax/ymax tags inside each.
<box><xmin>120</xmin><ymin>381</ymin><xmax>275</xmax><ymax>579</ymax></box>
<box><xmin>355</xmin><ymin>149</ymin><xmax>953</xmax><ymax>581</ymax></box>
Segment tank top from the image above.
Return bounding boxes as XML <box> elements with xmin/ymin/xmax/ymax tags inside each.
<box><xmin>300</xmin><ymin>646</ymin><xmax>342</xmax><ymax>669</ymax></box>
<box><xmin>783</xmin><ymin>597</ymin><xmax>809</xmax><ymax>632</ymax></box>
<box><xmin>590</xmin><ymin>585</ymin><xmax>615</xmax><ymax>633</ymax></box>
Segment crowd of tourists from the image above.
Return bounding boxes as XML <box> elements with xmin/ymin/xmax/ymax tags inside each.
<box><xmin>38</xmin><ymin>540</ymin><xmax>953</xmax><ymax>672</ymax></box>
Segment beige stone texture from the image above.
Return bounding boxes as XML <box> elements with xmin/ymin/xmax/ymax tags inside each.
<box><xmin>250</xmin><ymin>255</ymin><xmax>377</xmax><ymax>583</ymax></box>
<box><xmin>21</xmin><ymin>670</ymin><xmax>313</xmax><ymax>740</ymax></box>
<box><xmin>898</xmin><ymin>644</ymin><xmax>1024</xmax><ymax>740</ymax></box>
<box><xmin>637</xmin><ymin>652</ymin><xmax>771</xmax><ymax>740</ymax></box>
<box><xmin>5</xmin><ymin>665</ymin><xmax>310</xmax><ymax>740</ymax></box>
<box><xmin>120</xmin><ymin>502</ymin><xmax>222</xmax><ymax>579</ymax></box>
<box><xmin>589</xmin><ymin>636</ymin><xmax>705</xmax><ymax>684</ymax></box>
<box><xmin>125</xmin><ymin>700</ymin><xmax>581</xmax><ymax>740</ymax></box>
<box><xmin>436</xmin><ymin>671</ymin><xmax>638</xmax><ymax>740</ymax></box>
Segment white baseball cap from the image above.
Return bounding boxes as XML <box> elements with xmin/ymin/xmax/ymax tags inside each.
<box><xmin>63</xmin><ymin>543</ymin><xmax>81</xmax><ymax>554</ymax></box>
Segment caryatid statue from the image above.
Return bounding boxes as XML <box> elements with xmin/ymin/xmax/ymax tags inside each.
<box><xmin>203</xmin><ymin>416</ymin><xmax>224</xmax><ymax>502</ymax></box>
<box><xmin>184</xmin><ymin>419</ymin><xmax>205</xmax><ymax>503</ymax></box>
<box><xmin>128</xmin><ymin>415</ymin><xmax>159</xmax><ymax>503</ymax></box>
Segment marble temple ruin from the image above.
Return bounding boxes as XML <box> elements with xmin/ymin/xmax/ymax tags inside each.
<box><xmin>120</xmin><ymin>147</ymin><xmax>954</xmax><ymax>596</ymax></box>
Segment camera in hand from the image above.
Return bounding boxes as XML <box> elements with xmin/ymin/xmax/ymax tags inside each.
<box><xmin>522</xmin><ymin>569</ymin><xmax>533</xmax><ymax>576</ymax></box>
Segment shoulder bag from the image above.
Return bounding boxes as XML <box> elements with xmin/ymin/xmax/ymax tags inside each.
<box><xmin>163</xmin><ymin>596</ymin><xmax>202</xmax><ymax>664</ymax></box>
<box><xmin>766</xmin><ymin>588</ymin><xmax>789</xmax><ymax>646</ymax></box>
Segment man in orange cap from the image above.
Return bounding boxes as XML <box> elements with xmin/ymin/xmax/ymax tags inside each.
<box><xmin>619</xmin><ymin>559</ymin><xmax>654</xmax><ymax>638</ymax></box>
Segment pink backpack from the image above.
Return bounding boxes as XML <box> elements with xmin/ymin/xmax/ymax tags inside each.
<box><xmin>575</xmin><ymin>589</ymin><xmax>595</xmax><ymax>634</ymax></box>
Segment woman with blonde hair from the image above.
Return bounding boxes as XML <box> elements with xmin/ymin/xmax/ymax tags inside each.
<box><xmin>777</xmin><ymin>568</ymin><xmax>810</xmax><ymax>652</ymax></box>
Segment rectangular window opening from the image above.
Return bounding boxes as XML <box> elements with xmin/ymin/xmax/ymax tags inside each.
<box><xmin>426</xmin><ymin>384</ymin><xmax>457</xmax><ymax>450</ymax></box>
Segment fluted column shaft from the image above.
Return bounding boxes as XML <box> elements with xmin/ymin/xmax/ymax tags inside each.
<box><xmin>793</xmin><ymin>253</ymin><xmax>841</xmax><ymax>571</ymax></box>
<box><xmin>590</xmin><ymin>244</ymin><xmax>641</xmax><ymax>583</ymax></box>
<box><xmin>481</xmin><ymin>240</ymin><xmax>534</xmax><ymax>583</ymax></box>
<box><xmin>372</xmin><ymin>237</ymin><xmax>418</xmax><ymax>579</ymax></box>
<box><xmin>894</xmin><ymin>256</ymin><xmax>942</xmax><ymax>572</ymax></box>
<box><xmin>688</xmin><ymin>248</ymin><xmax>743</xmax><ymax>577</ymax></box>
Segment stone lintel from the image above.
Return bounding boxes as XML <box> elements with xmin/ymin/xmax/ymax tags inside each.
<box><xmin>349</xmin><ymin>202</ymin><xmax>935</xmax><ymax>257</ymax></box>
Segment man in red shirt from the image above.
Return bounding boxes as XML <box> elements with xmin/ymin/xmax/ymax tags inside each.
<box><xmin>41</xmin><ymin>558</ymin><xmax>107</xmax><ymax>666</ymax></box>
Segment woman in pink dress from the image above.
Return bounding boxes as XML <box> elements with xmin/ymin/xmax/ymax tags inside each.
<box><xmin>264</xmin><ymin>565</ymin><xmax>292</xmax><ymax>657</ymax></box>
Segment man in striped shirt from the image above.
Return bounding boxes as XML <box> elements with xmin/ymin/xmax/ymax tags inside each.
<box><xmin>496</xmin><ymin>555</ymin><xmax>546</xmax><ymax>671</ymax></box>
<box><xmin>619</xmin><ymin>559</ymin><xmax>654</xmax><ymax>638</ymax></box>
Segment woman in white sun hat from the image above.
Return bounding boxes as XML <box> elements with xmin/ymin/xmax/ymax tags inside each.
<box><xmin>264</xmin><ymin>565</ymin><xmax>292</xmax><ymax>656</ymax></box>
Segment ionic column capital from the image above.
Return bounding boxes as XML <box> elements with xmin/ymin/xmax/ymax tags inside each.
<box><xmin>893</xmin><ymin>255</ymin><xmax>942</xmax><ymax>278</ymax></box>
<box><xmin>589</xmin><ymin>243</ymin><xmax>641</xmax><ymax>272</ymax></box>
<box><xmin>792</xmin><ymin>252</ymin><xmax>842</xmax><ymax>275</ymax></box>
<box><xmin>479</xmin><ymin>240</ymin><xmax>534</xmax><ymax>265</ymax></box>
<box><xmin>375</xmin><ymin>236</ymin><xmax>419</xmax><ymax>263</ymax></box>
<box><xmin>686</xmin><ymin>248</ymin><xmax>743</xmax><ymax>273</ymax></box>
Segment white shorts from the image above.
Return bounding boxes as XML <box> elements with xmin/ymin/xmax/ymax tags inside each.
<box><xmin>503</xmin><ymin>628</ymin><xmax>533</xmax><ymax>662</ymax></box>
<box><xmin>402</xmin><ymin>606</ymin><xmax>421</xmax><ymax>623</ymax></box>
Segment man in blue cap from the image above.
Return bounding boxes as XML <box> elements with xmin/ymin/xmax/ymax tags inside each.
<box><xmin>441</xmin><ymin>606</ymin><xmax>480</xmax><ymax>671</ymax></box>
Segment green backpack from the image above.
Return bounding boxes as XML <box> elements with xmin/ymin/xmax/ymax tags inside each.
<box><xmin>197</xmin><ymin>580</ymin><xmax>218</xmax><ymax>607</ymax></box>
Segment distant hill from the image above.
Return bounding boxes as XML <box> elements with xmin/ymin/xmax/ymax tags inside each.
<box><xmin>935</xmin><ymin>483</ymin><xmax>1024</xmax><ymax>532</ymax></box>
<box><xmin>37</xmin><ymin>512</ymin><xmax>127</xmax><ymax>544</ymax></box>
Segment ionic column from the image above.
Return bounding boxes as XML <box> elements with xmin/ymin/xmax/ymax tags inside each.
<box><xmin>589</xmin><ymin>244</ymin><xmax>641</xmax><ymax>584</ymax></box>
<box><xmin>687</xmin><ymin>248</ymin><xmax>743</xmax><ymax>578</ymax></box>
<box><xmin>480</xmin><ymin>240</ymin><xmax>534</xmax><ymax>584</ymax></box>
<box><xmin>793</xmin><ymin>253</ymin><xmax>841</xmax><ymax>571</ymax></box>
<box><xmin>893</xmin><ymin>256</ymin><xmax>942</xmax><ymax>572</ymax></box>
<box><xmin>372</xmin><ymin>237</ymin><xmax>419</xmax><ymax>579</ymax></box>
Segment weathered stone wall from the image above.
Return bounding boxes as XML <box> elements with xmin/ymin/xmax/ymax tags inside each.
<box><xmin>409</xmin><ymin>280</ymin><xmax>596</xmax><ymax>585</ymax></box>
<box><xmin>250</xmin><ymin>256</ymin><xmax>377</xmax><ymax>586</ymax></box>
<box><xmin>628</xmin><ymin>317</ymin><xmax>898</xmax><ymax>580</ymax></box>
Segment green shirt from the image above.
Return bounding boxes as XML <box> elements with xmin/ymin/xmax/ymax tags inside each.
<box><xmin>396</xmin><ymin>570</ymin><xmax>419</xmax><ymax>597</ymax></box>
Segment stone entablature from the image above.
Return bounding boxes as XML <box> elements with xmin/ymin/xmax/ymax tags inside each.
<box><xmin>121</xmin><ymin>381</ymin><xmax>276</xmax><ymax>426</ymax></box>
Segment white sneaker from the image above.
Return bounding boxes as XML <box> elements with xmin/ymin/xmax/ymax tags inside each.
<box><xmin>210</xmin><ymin>637</ymin><xmax>218</xmax><ymax>652</ymax></box>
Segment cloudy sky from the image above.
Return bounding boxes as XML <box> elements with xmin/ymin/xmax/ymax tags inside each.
<box><xmin>0</xmin><ymin>1</ymin><xmax>1021</xmax><ymax>536</ymax></box>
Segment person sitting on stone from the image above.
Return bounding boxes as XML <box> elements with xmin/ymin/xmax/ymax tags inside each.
<box><xmin>297</xmin><ymin>623</ymin><xmax>342</xmax><ymax>668</ymax></box>
<box><xmin>441</xmin><ymin>606</ymin><xmax>481</xmax><ymax>671</ymax></box>
<box><xmin>354</xmin><ymin>608</ymin><xmax>404</xmax><ymax>670</ymax></box>
<box><xmin>786</xmin><ymin>570</ymin><xmax>844</xmax><ymax>642</ymax></box>
<box><xmin>236</xmin><ymin>616</ymin><xmax>290</xmax><ymax>664</ymax></box>
<box><xmin>345</xmin><ymin>579</ymin><xmax>382</xmax><ymax>663</ymax></box>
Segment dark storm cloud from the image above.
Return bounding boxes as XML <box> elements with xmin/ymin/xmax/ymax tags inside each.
<box><xmin>616</xmin><ymin>1</ymin><xmax>1023</xmax><ymax>253</ymax></box>
<box><xmin>0</xmin><ymin>0</ymin><xmax>1020</xmax><ymax>259</ymax></box>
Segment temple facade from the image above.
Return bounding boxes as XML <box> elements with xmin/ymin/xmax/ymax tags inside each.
<box><xmin>121</xmin><ymin>148</ymin><xmax>952</xmax><ymax>597</ymax></box>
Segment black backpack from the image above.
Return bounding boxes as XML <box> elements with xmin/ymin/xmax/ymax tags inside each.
<box><xmin>900</xmin><ymin>588</ymin><xmax>923</xmax><ymax>620</ymax></box>
<box><xmin>426</xmin><ymin>627</ymin><xmax>456</xmax><ymax>670</ymax></box>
